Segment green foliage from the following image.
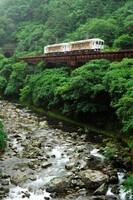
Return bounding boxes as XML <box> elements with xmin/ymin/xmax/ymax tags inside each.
<box><xmin>0</xmin><ymin>53</ymin><xmax>5</xmax><ymax>59</ymax></box>
<box><xmin>0</xmin><ymin>16</ymin><xmax>15</xmax><ymax>45</ymax></box>
<box><xmin>123</xmin><ymin>14</ymin><xmax>133</xmax><ymax>35</ymax></box>
<box><xmin>18</xmin><ymin>58</ymin><xmax>133</xmax><ymax>134</ymax></box>
<box><xmin>33</xmin><ymin>61</ymin><xmax>46</xmax><ymax>74</ymax></box>
<box><xmin>16</xmin><ymin>22</ymin><xmax>47</xmax><ymax>54</ymax></box>
<box><xmin>113</xmin><ymin>1</ymin><xmax>133</xmax><ymax>26</ymax></box>
<box><xmin>20</xmin><ymin>67</ymin><xmax>69</xmax><ymax>108</ymax></box>
<box><xmin>115</xmin><ymin>95</ymin><xmax>133</xmax><ymax>134</ymax></box>
<box><xmin>4</xmin><ymin>62</ymin><xmax>29</xmax><ymax>97</ymax></box>
<box><xmin>0</xmin><ymin>0</ymin><xmax>132</xmax><ymax>50</ymax></box>
<box><xmin>55</xmin><ymin>59</ymin><xmax>112</xmax><ymax>124</ymax></box>
<box><xmin>0</xmin><ymin>56</ymin><xmax>36</xmax><ymax>98</ymax></box>
<box><xmin>113</xmin><ymin>34</ymin><xmax>133</xmax><ymax>49</ymax></box>
<box><xmin>0</xmin><ymin>0</ymin><xmax>132</xmax><ymax>171</ymax></box>
<box><xmin>128</xmin><ymin>136</ymin><xmax>133</xmax><ymax>149</ymax></box>
<box><xmin>104</xmin><ymin>146</ymin><xmax>117</xmax><ymax>160</ymax></box>
<box><xmin>123</xmin><ymin>174</ymin><xmax>133</xmax><ymax>197</ymax></box>
<box><xmin>0</xmin><ymin>121</ymin><xmax>7</xmax><ymax>151</ymax></box>
<box><xmin>65</xmin><ymin>18</ymin><xmax>118</xmax><ymax>46</ymax></box>
<box><xmin>0</xmin><ymin>48</ymin><xmax>133</xmax><ymax>137</ymax></box>
<box><xmin>0</xmin><ymin>75</ymin><xmax>7</xmax><ymax>88</ymax></box>
<box><xmin>0</xmin><ymin>56</ymin><xmax>14</xmax><ymax>73</ymax></box>
<box><xmin>0</xmin><ymin>57</ymin><xmax>13</xmax><ymax>94</ymax></box>
<box><xmin>103</xmin><ymin>58</ymin><xmax>133</xmax><ymax>134</ymax></box>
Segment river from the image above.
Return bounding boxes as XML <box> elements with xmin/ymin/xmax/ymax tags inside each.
<box><xmin>0</xmin><ymin>100</ymin><xmax>132</xmax><ymax>200</ymax></box>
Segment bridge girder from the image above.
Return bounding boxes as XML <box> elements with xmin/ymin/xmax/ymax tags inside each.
<box><xmin>19</xmin><ymin>50</ymin><xmax>133</xmax><ymax>66</ymax></box>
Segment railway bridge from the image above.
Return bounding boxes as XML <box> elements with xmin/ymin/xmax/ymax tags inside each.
<box><xmin>19</xmin><ymin>50</ymin><xmax>133</xmax><ymax>66</ymax></box>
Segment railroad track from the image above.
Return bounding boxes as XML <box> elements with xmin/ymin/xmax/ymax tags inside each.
<box><xmin>18</xmin><ymin>50</ymin><xmax>133</xmax><ymax>66</ymax></box>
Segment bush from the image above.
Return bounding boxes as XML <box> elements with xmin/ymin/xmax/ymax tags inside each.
<box><xmin>20</xmin><ymin>67</ymin><xmax>69</xmax><ymax>108</ymax></box>
<box><xmin>113</xmin><ymin>34</ymin><xmax>133</xmax><ymax>49</ymax></box>
<box><xmin>0</xmin><ymin>121</ymin><xmax>7</xmax><ymax>151</ymax></box>
<box><xmin>103</xmin><ymin>58</ymin><xmax>133</xmax><ymax>134</ymax></box>
<box><xmin>104</xmin><ymin>146</ymin><xmax>117</xmax><ymax>160</ymax></box>
<box><xmin>123</xmin><ymin>174</ymin><xmax>133</xmax><ymax>198</ymax></box>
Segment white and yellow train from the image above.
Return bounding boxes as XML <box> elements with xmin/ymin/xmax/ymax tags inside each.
<box><xmin>44</xmin><ymin>38</ymin><xmax>104</xmax><ymax>55</ymax></box>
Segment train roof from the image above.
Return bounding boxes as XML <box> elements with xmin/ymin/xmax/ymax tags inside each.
<box><xmin>69</xmin><ymin>38</ymin><xmax>104</xmax><ymax>44</ymax></box>
<box><xmin>45</xmin><ymin>42</ymin><xmax>69</xmax><ymax>48</ymax></box>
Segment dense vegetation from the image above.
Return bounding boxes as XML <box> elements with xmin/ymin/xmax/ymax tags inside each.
<box><xmin>0</xmin><ymin>121</ymin><xmax>7</xmax><ymax>151</ymax></box>
<box><xmin>0</xmin><ymin>56</ymin><xmax>132</xmax><ymax>137</ymax></box>
<box><xmin>0</xmin><ymin>0</ymin><xmax>132</xmax><ymax>55</ymax></box>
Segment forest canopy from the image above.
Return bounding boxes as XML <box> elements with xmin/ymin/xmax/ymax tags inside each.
<box><xmin>0</xmin><ymin>0</ymin><xmax>132</xmax><ymax>55</ymax></box>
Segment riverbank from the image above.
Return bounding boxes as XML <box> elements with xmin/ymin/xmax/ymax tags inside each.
<box><xmin>20</xmin><ymin>102</ymin><xmax>121</xmax><ymax>139</ymax></box>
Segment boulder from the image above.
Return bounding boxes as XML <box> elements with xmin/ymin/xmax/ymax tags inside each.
<box><xmin>46</xmin><ymin>177</ymin><xmax>70</xmax><ymax>193</ymax></box>
<box><xmin>41</xmin><ymin>162</ymin><xmax>52</xmax><ymax>169</ymax></box>
<box><xmin>80</xmin><ymin>169</ymin><xmax>109</xmax><ymax>190</ymax></box>
<box><xmin>10</xmin><ymin>174</ymin><xmax>27</xmax><ymax>186</ymax></box>
<box><xmin>94</xmin><ymin>183</ymin><xmax>108</xmax><ymax>195</ymax></box>
<box><xmin>65</xmin><ymin>162</ymin><xmax>75</xmax><ymax>170</ymax></box>
<box><xmin>87</xmin><ymin>155</ymin><xmax>104</xmax><ymax>170</ymax></box>
<box><xmin>39</xmin><ymin>121</ymin><xmax>48</xmax><ymax>128</ymax></box>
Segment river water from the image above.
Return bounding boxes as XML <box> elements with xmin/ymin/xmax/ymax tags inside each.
<box><xmin>0</xmin><ymin>100</ymin><xmax>132</xmax><ymax>200</ymax></box>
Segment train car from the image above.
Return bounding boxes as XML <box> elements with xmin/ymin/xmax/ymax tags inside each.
<box><xmin>69</xmin><ymin>38</ymin><xmax>104</xmax><ymax>52</ymax></box>
<box><xmin>44</xmin><ymin>38</ymin><xmax>104</xmax><ymax>55</ymax></box>
<box><xmin>44</xmin><ymin>43</ymin><xmax>69</xmax><ymax>54</ymax></box>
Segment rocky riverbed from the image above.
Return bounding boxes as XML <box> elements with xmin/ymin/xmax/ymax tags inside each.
<box><xmin>0</xmin><ymin>100</ymin><xmax>132</xmax><ymax>200</ymax></box>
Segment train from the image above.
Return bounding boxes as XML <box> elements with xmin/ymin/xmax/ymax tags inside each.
<box><xmin>44</xmin><ymin>38</ymin><xmax>104</xmax><ymax>55</ymax></box>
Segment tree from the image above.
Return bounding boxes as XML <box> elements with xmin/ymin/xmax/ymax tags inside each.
<box><xmin>113</xmin><ymin>34</ymin><xmax>133</xmax><ymax>49</ymax></box>
<box><xmin>0</xmin><ymin>0</ymin><xmax>131</xmax><ymax>50</ymax></box>
<box><xmin>114</xmin><ymin>81</ymin><xmax>133</xmax><ymax>134</ymax></box>
<box><xmin>0</xmin><ymin>76</ymin><xmax>7</xmax><ymax>95</ymax></box>
<box><xmin>65</xmin><ymin>18</ymin><xmax>118</xmax><ymax>46</ymax></box>
<box><xmin>16</xmin><ymin>22</ymin><xmax>46</xmax><ymax>53</ymax></box>
<box><xmin>0</xmin><ymin>16</ymin><xmax>15</xmax><ymax>45</ymax></box>
<box><xmin>56</xmin><ymin>59</ymin><xmax>110</xmax><ymax>121</ymax></box>
<box><xmin>20</xmin><ymin>67</ymin><xmax>69</xmax><ymax>108</ymax></box>
<box><xmin>123</xmin><ymin>15</ymin><xmax>133</xmax><ymax>35</ymax></box>
<box><xmin>103</xmin><ymin>58</ymin><xmax>133</xmax><ymax>134</ymax></box>
<box><xmin>4</xmin><ymin>62</ymin><xmax>29</xmax><ymax>97</ymax></box>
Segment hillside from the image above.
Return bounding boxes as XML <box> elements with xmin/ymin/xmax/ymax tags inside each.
<box><xmin>0</xmin><ymin>0</ymin><xmax>132</xmax><ymax>55</ymax></box>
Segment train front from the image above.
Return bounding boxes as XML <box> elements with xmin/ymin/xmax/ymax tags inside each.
<box><xmin>91</xmin><ymin>38</ymin><xmax>104</xmax><ymax>51</ymax></box>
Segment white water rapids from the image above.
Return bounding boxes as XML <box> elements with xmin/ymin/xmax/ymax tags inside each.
<box><xmin>90</xmin><ymin>149</ymin><xmax>132</xmax><ymax>200</ymax></box>
<box><xmin>0</xmin><ymin>100</ymin><xmax>132</xmax><ymax>200</ymax></box>
<box><xmin>4</xmin><ymin>144</ymin><xmax>69</xmax><ymax>200</ymax></box>
<box><xmin>3</xmin><ymin>146</ymin><xmax>132</xmax><ymax>200</ymax></box>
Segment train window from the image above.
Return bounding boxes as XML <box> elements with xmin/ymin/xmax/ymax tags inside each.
<box><xmin>98</xmin><ymin>41</ymin><xmax>104</xmax><ymax>45</ymax></box>
<box><xmin>100</xmin><ymin>41</ymin><xmax>103</xmax><ymax>45</ymax></box>
<box><xmin>96</xmin><ymin>41</ymin><xmax>98</xmax><ymax>45</ymax></box>
<box><xmin>73</xmin><ymin>44</ymin><xmax>78</xmax><ymax>48</ymax></box>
